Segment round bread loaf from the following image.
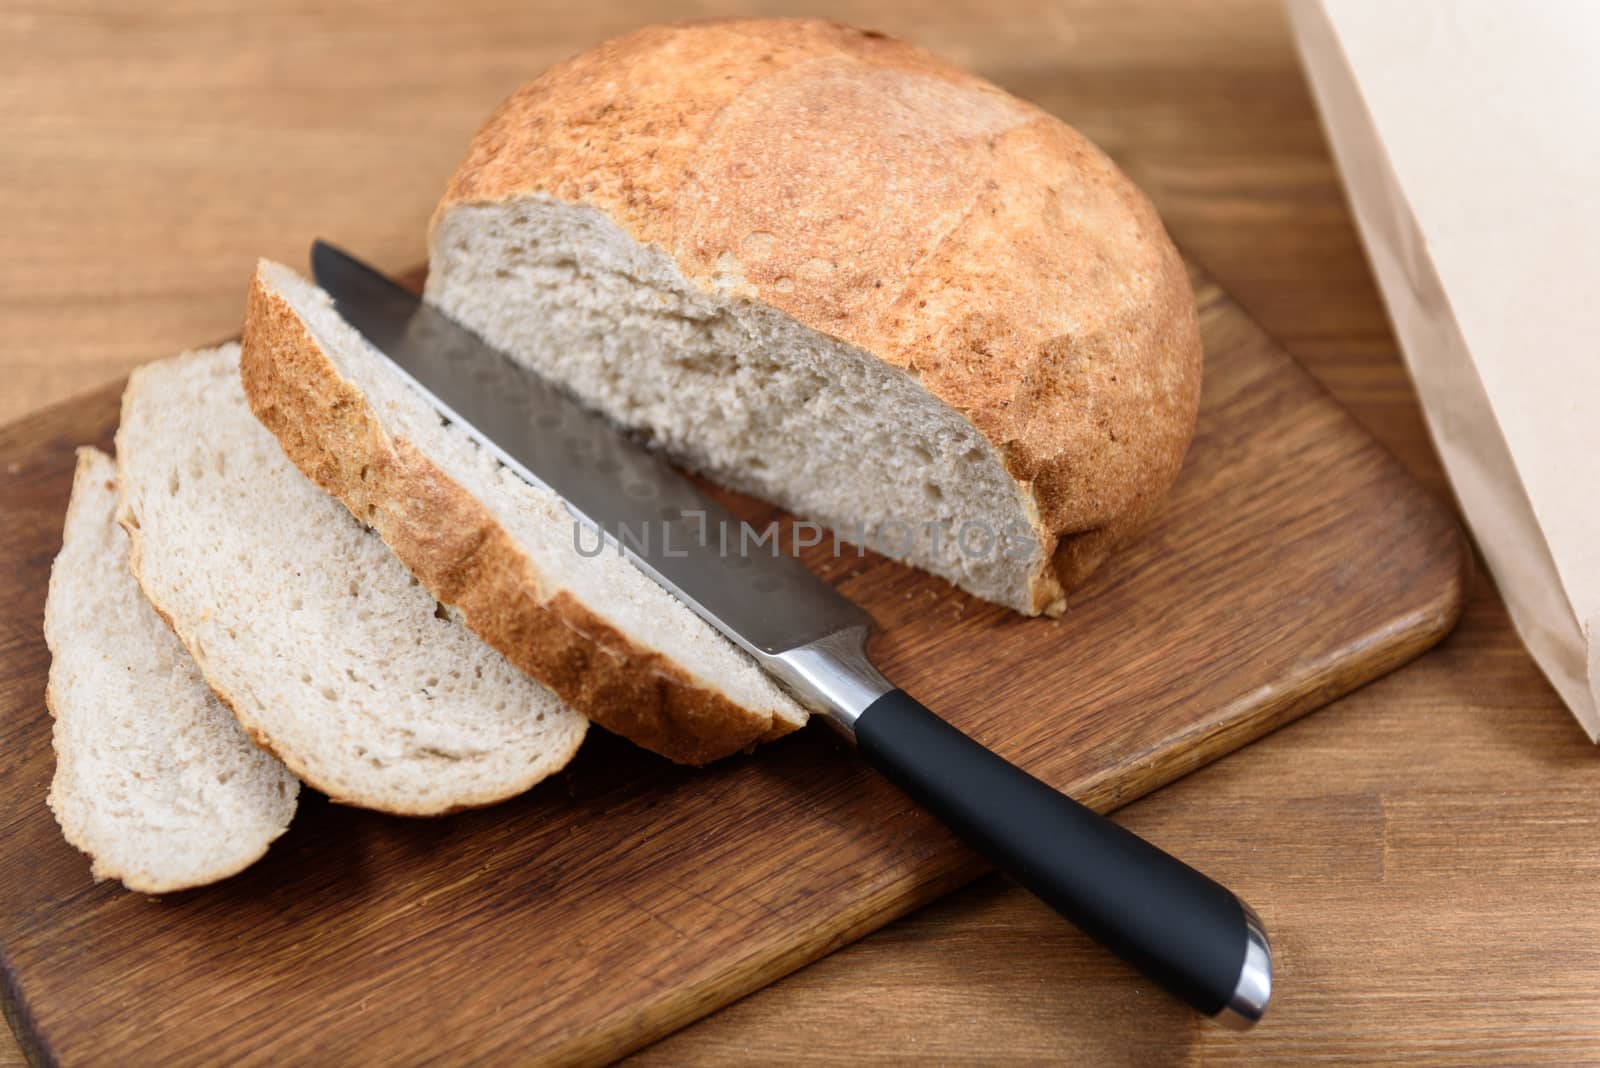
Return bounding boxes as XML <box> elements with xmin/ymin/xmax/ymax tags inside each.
<box><xmin>427</xmin><ymin>18</ymin><xmax>1202</xmax><ymax>615</ymax></box>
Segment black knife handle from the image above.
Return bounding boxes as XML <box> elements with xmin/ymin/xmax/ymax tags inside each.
<box><xmin>853</xmin><ymin>689</ymin><xmax>1271</xmax><ymax>1026</ymax></box>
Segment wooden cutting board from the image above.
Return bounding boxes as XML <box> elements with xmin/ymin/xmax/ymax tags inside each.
<box><xmin>0</xmin><ymin>266</ymin><xmax>1465</xmax><ymax>1067</ymax></box>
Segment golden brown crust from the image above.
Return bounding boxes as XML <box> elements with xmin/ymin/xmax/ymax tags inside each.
<box><xmin>433</xmin><ymin>18</ymin><xmax>1202</xmax><ymax>613</ymax></box>
<box><xmin>240</xmin><ymin>267</ymin><xmax>788</xmax><ymax>765</ymax></box>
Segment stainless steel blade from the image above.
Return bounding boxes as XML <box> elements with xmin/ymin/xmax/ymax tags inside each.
<box><xmin>310</xmin><ymin>241</ymin><xmax>872</xmax><ymax>662</ymax></box>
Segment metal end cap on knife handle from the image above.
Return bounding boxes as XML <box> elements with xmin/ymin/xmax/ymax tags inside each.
<box><xmin>1214</xmin><ymin>902</ymin><xmax>1272</xmax><ymax>1030</ymax></box>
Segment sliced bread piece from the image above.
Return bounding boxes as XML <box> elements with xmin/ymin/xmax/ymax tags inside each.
<box><xmin>45</xmin><ymin>448</ymin><xmax>298</xmax><ymax>892</ymax></box>
<box><xmin>425</xmin><ymin>18</ymin><xmax>1204</xmax><ymax>616</ymax></box>
<box><xmin>241</xmin><ymin>261</ymin><xmax>807</xmax><ymax>765</ymax></box>
<box><xmin>116</xmin><ymin>344</ymin><xmax>587</xmax><ymax>814</ymax></box>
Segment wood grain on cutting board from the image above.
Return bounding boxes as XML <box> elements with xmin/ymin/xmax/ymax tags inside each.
<box><xmin>0</xmin><ymin>263</ymin><xmax>1465</xmax><ymax>1066</ymax></box>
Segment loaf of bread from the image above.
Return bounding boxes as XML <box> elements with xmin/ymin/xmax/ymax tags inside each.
<box><xmin>45</xmin><ymin>448</ymin><xmax>298</xmax><ymax>891</ymax></box>
<box><xmin>425</xmin><ymin>18</ymin><xmax>1203</xmax><ymax>615</ymax></box>
<box><xmin>241</xmin><ymin>264</ymin><xmax>807</xmax><ymax>765</ymax></box>
<box><xmin>117</xmin><ymin>345</ymin><xmax>588</xmax><ymax>813</ymax></box>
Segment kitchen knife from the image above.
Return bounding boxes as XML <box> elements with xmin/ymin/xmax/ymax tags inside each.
<box><xmin>310</xmin><ymin>240</ymin><xmax>1272</xmax><ymax>1028</ymax></box>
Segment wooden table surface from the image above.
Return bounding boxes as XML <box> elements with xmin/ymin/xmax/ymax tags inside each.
<box><xmin>3</xmin><ymin>1</ymin><xmax>1594</xmax><ymax>1064</ymax></box>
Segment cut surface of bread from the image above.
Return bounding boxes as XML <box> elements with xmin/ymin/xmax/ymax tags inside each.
<box><xmin>427</xmin><ymin>18</ymin><xmax>1204</xmax><ymax>616</ymax></box>
<box><xmin>116</xmin><ymin>344</ymin><xmax>587</xmax><ymax>814</ymax></box>
<box><xmin>45</xmin><ymin>448</ymin><xmax>298</xmax><ymax>892</ymax></box>
<box><xmin>430</xmin><ymin>198</ymin><xmax>1039</xmax><ymax>611</ymax></box>
<box><xmin>241</xmin><ymin>262</ymin><xmax>806</xmax><ymax>765</ymax></box>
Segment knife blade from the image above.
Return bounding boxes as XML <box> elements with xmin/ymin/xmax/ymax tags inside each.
<box><xmin>310</xmin><ymin>240</ymin><xmax>1272</xmax><ymax>1028</ymax></box>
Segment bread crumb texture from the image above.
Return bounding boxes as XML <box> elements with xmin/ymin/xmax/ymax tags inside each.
<box><xmin>116</xmin><ymin>345</ymin><xmax>589</xmax><ymax>812</ymax></box>
<box><xmin>44</xmin><ymin>447</ymin><xmax>298</xmax><ymax>892</ymax></box>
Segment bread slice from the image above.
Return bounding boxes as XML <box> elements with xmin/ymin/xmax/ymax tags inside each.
<box><xmin>240</xmin><ymin>262</ymin><xmax>807</xmax><ymax>765</ymax></box>
<box><xmin>45</xmin><ymin>448</ymin><xmax>298</xmax><ymax>892</ymax></box>
<box><xmin>426</xmin><ymin>18</ymin><xmax>1204</xmax><ymax>616</ymax></box>
<box><xmin>116</xmin><ymin>344</ymin><xmax>587</xmax><ymax>814</ymax></box>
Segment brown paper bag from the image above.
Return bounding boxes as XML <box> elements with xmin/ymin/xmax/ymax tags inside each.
<box><xmin>1287</xmin><ymin>0</ymin><xmax>1600</xmax><ymax>736</ymax></box>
